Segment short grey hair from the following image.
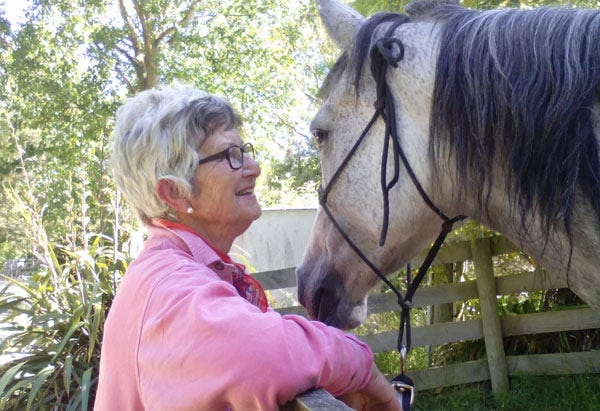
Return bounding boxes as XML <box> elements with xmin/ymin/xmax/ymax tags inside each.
<box><xmin>111</xmin><ymin>87</ymin><xmax>241</xmax><ymax>223</ymax></box>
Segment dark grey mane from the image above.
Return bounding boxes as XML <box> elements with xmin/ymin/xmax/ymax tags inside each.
<box><xmin>426</xmin><ymin>4</ymin><xmax>600</xmax><ymax>237</ymax></box>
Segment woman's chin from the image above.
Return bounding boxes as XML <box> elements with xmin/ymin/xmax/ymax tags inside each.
<box><xmin>236</xmin><ymin>200</ymin><xmax>262</xmax><ymax>226</ymax></box>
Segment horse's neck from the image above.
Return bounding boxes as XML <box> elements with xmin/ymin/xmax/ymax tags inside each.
<box><xmin>480</xmin><ymin>184</ymin><xmax>600</xmax><ymax>309</ymax></box>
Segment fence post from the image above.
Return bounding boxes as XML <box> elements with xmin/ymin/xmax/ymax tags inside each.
<box><xmin>471</xmin><ymin>237</ymin><xmax>509</xmax><ymax>393</ymax></box>
<box><xmin>433</xmin><ymin>263</ymin><xmax>454</xmax><ymax>324</ymax></box>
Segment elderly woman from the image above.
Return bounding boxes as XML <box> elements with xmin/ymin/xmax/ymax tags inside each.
<box><xmin>95</xmin><ymin>87</ymin><xmax>399</xmax><ymax>411</ymax></box>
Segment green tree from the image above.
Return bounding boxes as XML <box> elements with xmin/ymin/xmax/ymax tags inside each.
<box><xmin>351</xmin><ymin>0</ymin><xmax>410</xmax><ymax>14</ymax></box>
<box><xmin>0</xmin><ymin>0</ymin><xmax>331</xmax><ymax>257</ymax></box>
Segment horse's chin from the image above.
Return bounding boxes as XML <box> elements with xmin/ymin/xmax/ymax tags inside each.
<box><xmin>312</xmin><ymin>286</ymin><xmax>367</xmax><ymax>330</ymax></box>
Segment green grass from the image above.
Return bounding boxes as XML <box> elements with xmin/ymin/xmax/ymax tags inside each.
<box><xmin>413</xmin><ymin>374</ymin><xmax>600</xmax><ymax>411</ymax></box>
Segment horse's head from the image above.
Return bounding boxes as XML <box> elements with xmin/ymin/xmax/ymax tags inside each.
<box><xmin>299</xmin><ymin>0</ymin><xmax>600</xmax><ymax>324</ymax></box>
<box><xmin>297</xmin><ymin>0</ymin><xmax>456</xmax><ymax>329</ymax></box>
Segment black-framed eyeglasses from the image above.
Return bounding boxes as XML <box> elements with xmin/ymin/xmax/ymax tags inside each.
<box><xmin>198</xmin><ymin>143</ymin><xmax>255</xmax><ymax>170</ymax></box>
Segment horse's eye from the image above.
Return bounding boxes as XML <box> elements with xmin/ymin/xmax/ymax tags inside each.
<box><xmin>312</xmin><ymin>129</ymin><xmax>328</xmax><ymax>144</ymax></box>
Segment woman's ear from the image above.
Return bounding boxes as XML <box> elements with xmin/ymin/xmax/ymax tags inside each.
<box><xmin>156</xmin><ymin>179</ymin><xmax>190</xmax><ymax>214</ymax></box>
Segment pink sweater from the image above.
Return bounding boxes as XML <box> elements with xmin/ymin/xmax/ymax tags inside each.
<box><xmin>94</xmin><ymin>223</ymin><xmax>373</xmax><ymax>410</ymax></box>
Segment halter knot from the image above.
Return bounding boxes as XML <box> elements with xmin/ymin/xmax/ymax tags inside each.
<box><xmin>374</xmin><ymin>99</ymin><xmax>386</xmax><ymax>110</ymax></box>
<box><xmin>441</xmin><ymin>220</ymin><xmax>454</xmax><ymax>233</ymax></box>
<box><xmin>442</xmin><ymin>215</ymin><xmax>467</xmax><ymax>233</ymax></box>
<box><xmin>374</xmin><ymin>37</ymin><xmax>405</xmax><ymax>67</ymax></box>
<box><xmin>398</xmin><ymin>298</ymin><xmax>412</xmax><ymax>310</ymax></box>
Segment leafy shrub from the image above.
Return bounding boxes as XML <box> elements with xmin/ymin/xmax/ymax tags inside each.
<box><xmin>0</xmin><ymin>235</ymin><xmax>125</xmax><ymax>410</ymax></box>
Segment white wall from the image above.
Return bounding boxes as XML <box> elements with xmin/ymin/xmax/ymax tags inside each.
<box><xmin>232</xmin><ymin>208</ymin><xmax>317</xmax><ymax>272</ymax></box>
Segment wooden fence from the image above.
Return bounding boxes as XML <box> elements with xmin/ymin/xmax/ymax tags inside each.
<box><xmin>256</xmin><ymin>235</ymin><xmax>600</xmax><ymax>410</ymax></box>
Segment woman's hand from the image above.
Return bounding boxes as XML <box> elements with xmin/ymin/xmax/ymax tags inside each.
<box><xmin>337</xmin><ymin>363</ymin><xmax>401</xmax><ymax>411</ymax></box>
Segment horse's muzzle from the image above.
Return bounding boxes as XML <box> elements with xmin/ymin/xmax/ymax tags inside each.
<box><xmin>297</xmin><ymin>267</ymin><xmax>365</xmax><ymax>330</ymax></box>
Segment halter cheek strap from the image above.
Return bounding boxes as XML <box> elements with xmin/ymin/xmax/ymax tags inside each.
<box><xmin>318</xmin><ymin>34</ymin><xmax>466</xmax><ymax>409</ymax></box>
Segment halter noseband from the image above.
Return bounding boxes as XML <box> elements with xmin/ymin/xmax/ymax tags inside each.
<box><xmin>317</xmin><ymin>30</ymin><xmax>466</xmax><ymax>405</ymax></box>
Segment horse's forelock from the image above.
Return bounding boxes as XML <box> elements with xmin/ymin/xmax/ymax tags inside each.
<box><xmin>429</xmin><ymin>5</ymin><xmax>600</xmax><ymax>237</ymax></box>
<box><xmin>318</xmin><ymin>52</ymin><xmax>348</xmax><ymax>100</ymax></box>
<box><xmin>350</xmin><ymin>13</ymin><xmax>411</xmax><ymax>91</ymax></box>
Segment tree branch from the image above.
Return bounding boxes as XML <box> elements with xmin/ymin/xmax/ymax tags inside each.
<box><xmin>131</xmin><ymin>0</ymin><xmax>151</xmax><ymax>49</ymax></box>
<box><xmin>114</xmin><ymin>44</ymin><xmax>138</xmax><ymax>65</ymax></box>
<box><xmin>179</xmin><ymin>1</ymin><xmax>201</xmax><ymax>28</ymax></box>
<box><xmin>118</xmin><ymin>0</ymin><xmax>141</xmax><ymax>54</ymax></box>
<box><xmin>161</xmin><ymin>1</ymin><xmax>202</xmax><ymax>47</ymax></box>
<box><xmin>155</xmin><ymin>27</ymin><xmax>175</xmax><ymax>47</ymax></box>
<box><xmin>113</xmin><ymin>65</ymin><xmax>136</xmax><ymax>95</ymax></box>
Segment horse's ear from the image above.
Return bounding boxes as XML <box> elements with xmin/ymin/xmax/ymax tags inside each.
<box><xmin>316</xmin><ymin>0</ymin><xmax>365</xmax><ymax>50</ymax></box>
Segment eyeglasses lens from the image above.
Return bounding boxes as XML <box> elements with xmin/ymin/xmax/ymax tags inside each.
<box><xmin>229</xmin><ymin>146</ymin><xmax>243</xmax><ymax>169</ymax></box>
<box><xmin>228</xmin><ymin>144</ymin><xmax>254</xmax><ymax>169</ymax></box>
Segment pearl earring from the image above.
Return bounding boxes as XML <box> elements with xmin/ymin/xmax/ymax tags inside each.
<box><xmin>186</xmin><ymin>207</ymin><xmax>194</xmax><ymax>214</ymax></box>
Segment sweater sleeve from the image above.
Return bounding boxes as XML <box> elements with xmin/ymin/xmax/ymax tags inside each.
<box><xmin>136</xmin><ymin>263</ymin><xmax>373</xmax><ymax>410</ymax></box>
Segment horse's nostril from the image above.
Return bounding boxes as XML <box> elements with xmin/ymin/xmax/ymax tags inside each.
<box><xmin>310</xmin><ymin>286</ymin><xmax>325</xmax><ymax>321</ymax></box>
<box><xmin>295</xmin><ymin>266</ymin><xmax>310</xmax><ymax>308</ymax></box>
<box><xmin>302</xmin><ymin>284</ymin><xmax>333</xmax><ymax>323</ymax></box>
<box><xmin>316</xmin><ymin>286</ymin><xmax>340</xmax><ymax>325</ymax></box>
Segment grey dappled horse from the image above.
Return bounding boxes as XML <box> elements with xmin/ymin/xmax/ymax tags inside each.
<box><xmin>297</xmin><ymin>0</ymin><xmax>600</xmax><ymax>330</ymax></box>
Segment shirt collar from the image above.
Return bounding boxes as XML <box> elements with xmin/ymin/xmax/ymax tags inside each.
<box><xmin>148</xmin><ymin>218</ymin><xmax>267</xmax><ymax>312</ymax></box>
<box><xmin>149</xmin><ymin>218</ymin><xmax>245</xmax><ymax>270</ymax></box>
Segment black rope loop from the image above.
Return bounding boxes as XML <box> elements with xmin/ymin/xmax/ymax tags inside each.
<box><xmin>374</xmin><ymin>37</ymin><xmax>405</xmax><ymax>68</ymax></box>
<box><xmin>368</xmin><ymin>37</ymin><xmax>406</xmax><ymax>247</ymax></box>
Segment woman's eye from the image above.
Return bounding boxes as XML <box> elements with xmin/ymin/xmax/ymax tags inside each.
<box><xmin>312</xmin><ymin>129</ymin><xmax>328</xmax><ymax>144</ymax></box>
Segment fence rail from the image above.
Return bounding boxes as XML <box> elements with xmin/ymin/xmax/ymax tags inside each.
<box><xmin>267</xmin><ymin>235</ymin><xmax>600</xmax><ymax>409</ymax></box>
<box><xmin>1</xmin><ymin>258</ymin><xmax>40</xmax><ymax>278</ymax></box>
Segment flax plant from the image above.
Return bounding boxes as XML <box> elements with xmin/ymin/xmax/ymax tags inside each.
<box><xmin>0</xmin><ymin>235</ymin><xmax>125</xmax><ymax>410</ymax></box>
<box><xmin>0</xmin><ymin>134</ymin><xmax>127</xmax><ymax>409</ymax></box>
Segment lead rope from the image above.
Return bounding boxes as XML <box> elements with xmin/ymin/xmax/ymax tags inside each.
<box><xmin>318</xmin><ymin>35</ymin><xmax>465</xmax><ymax>410</ymax></box>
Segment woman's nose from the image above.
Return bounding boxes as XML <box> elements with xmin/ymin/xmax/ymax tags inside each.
<box><xmin>243</xmin><ymin>154</ymin><xmax>261</xmax><ymax>177</ymax></box>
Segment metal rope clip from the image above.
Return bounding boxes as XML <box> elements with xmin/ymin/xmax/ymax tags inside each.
<box><xmin>392</xmin><ymin>379</ymin><xmax>415</xmax><ymax>409</ymax></box>
<box><xmin>391</xmin><ymin>346</ymin><xmax>415</xmax><ymax>409</ymax></box>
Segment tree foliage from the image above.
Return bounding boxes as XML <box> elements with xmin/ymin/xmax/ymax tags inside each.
<box><xmin>0</xmin><ymin>0</ymin><xmax>331</xmax><ymax>260</ymax></box>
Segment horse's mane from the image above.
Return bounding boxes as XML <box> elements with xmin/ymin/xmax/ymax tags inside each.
<box><xmin>327</xmin><ymin>1</ymin><xmax>600</xmax><ymax>238</ymax></box>
<box><xmin>423</xmin><ymin>3</ymin><xmax>600</xmax><ymax>237</ymax></box>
